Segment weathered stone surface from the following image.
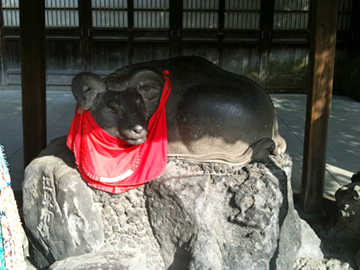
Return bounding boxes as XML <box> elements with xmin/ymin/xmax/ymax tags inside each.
<box><xmin>23</xmin><ymin>137</ymin><xmax>164</xmax><ymax>270</ymax></box>
<box><xmin>23</xmin><ymin>136</ymin><xmax>301</xmax><ymax>270</ymax></box>
<box><xmin>48</xmin><ymin>251</ymin><xmax>135</xmax><ymax>270</ymax></box>
<box><xmin>294</xmin><ymin>181</ymin><xmax>360</xmax><ymax>270</ymax></box>
<box><xmin>325</xmin><ymin>181</ymin><xmax>360</xmax><ymax>269</ymax></box>
<box><xmin>356</xmin><ymin>250</ymin><xmax>360</xmax><ymax>269</ymax></box>
<box><xmin>297</xmin><ymin>219</ymin><xmax>324</xmax><ymax>259</ymax></box>
<box><xmin>89</xmin><ymin>187</ymin><xmax>165</xmax><ymax>270</ymax></box>
<box><xmin>351</xmin><ymin>171</ymin><xmax>360</xmax><ymax>182</ymax></box>
<box><xmin>146</xmin><ymin>156</ymin><xmax>301</xmax><ymax>270</ymax></box>
<box><xmin>269</xmin><ymin>157</ymin><xmax>302</xmax><ymax>270</ymax></box>
<box><xmin>334</xmin><ymin>182</ymin><xmax>360</xmax><ymax>250</ymax></box>
<box><xmin>23</xmin><ymin>137</ymin><xmax>104</xmax><ymax>268</ymax></box>
<box><xmin>294</xmin><ymin>257</ymin><xmax>354</xmax><ymax>270</ymax></box>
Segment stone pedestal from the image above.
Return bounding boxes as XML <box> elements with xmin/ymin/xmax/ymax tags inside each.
<box><xmin>23</xmin><ymin>136</ymin><xmax>301</xmax><ymax>270</ymax></box>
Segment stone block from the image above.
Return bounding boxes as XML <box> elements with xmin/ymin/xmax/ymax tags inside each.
<box><xmin>23</xmin><ymin>136</ymin><xmax>300</xmax><ymax>270</ymax></box>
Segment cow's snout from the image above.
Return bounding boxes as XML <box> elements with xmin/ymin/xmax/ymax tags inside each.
<box><xmin>132</xmin><ymin>124</ymin><xmax>147</xmax><ymax>135</ymax></box>
<box><xmin>122</xmin><ymin>124</ymin><xmax>148</xmax><ymax>145</ymax></box>
<box><xmin>130</xmin><ymin>124</ymin><xmax>148</xmax><ymax>140</ymax></box>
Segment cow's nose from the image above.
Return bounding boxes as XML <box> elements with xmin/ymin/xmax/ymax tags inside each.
<box><xmin>132</xmin><ymin>125</ymin><xmax>146</xmax><ymax>135</ymax></box>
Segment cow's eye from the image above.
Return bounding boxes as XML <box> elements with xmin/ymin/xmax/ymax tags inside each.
<box><xmin>107</xmin><ymin>105</ymin><xmax>117</xmax><ymax>114</ymax></box>
<box><xmin>139</xmin><ymin>85</ymin><xmax>152</xmax><ymax>92</ymax></box>
<box><xmin>136</xmin><ymin>97</ymin><xmax>143</xmax><ymax>106</ymax></box>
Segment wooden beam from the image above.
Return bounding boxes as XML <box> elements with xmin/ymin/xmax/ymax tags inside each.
<box><xmin>300</xmin><ymin>0</ymin><xmax>339</xmax><ymax>213</ymax></box>
<box><xmin>19</xmin><ymin>0</ymin><xmax>47</xmax><ymax>167</ymax></box>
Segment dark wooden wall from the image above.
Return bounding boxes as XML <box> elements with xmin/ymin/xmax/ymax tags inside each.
<box><xmin>0</xmin><ymin>0</ymin><xmax>357</xmax><ymax>95</ymax></box>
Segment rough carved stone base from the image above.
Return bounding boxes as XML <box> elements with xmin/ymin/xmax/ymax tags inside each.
<box><xmin>23</xmin><ymin>136</ymin><xmax>301</xmax><ymax>270</ymax></box>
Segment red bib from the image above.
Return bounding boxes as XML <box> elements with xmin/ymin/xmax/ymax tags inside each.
<box><xmin>67</xmin><ymin>70</ymin><xmax>171</xmax><ymax>193</ymax></box>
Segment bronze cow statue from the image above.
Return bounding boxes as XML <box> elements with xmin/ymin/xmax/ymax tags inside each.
<box><xmin>71</xmin><ymin>56</ymin><xmax>286</xmax><ymax>165</ymax></box>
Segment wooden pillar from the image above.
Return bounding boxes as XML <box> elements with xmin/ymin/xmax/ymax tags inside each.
<box><xmin>0</xmin><ymin>1</ymin><xmax>5</xmax><ymax>85</ymax></box>
<box><xmin>169</xmin><ymin>0</ymin><xmax>182</xmax><ymax>58</ymax></box>
<box><xmin>78</xmin><ymin>0</ymin><xmax>92</xmax><ymax>71</ymax></box>
<box><xmin>346</xmin><ymin>0</ymin><xmax>360</xmax><ymax>101</ymax></box>
<box><xmin>258</xmin><ymin>0</ymin><xmax>275</xmax><ymax>87</ymax></box>
<box><xmin>128</xmin><ymin>0</ymin><xmax>134</xmax><ymax>64</ymax></box>
<box><xmin>300</xmin><ymin>0</ymin><xmax>339</xmax><ymax>213</ymax></box>
<box><xmin>19</xmin><ymin>0</ymin><xmax>47</xmax><ymax>167</ymax></box>
<box><xmin>217</xmin><ymin>0</ymin><xmax>225</xmax><ymax>67</ymax></box>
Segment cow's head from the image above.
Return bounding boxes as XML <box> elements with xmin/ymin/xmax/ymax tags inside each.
<box><xmin>71</xmin><ymin>68</ymin><xmax>165</xmax><ymax>145</ymax></box>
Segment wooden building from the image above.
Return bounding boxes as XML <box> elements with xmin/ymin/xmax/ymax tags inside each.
<box><xmin>0</xmin><ymin>0</ymin><xmax>358</xmax><ymax>96</ymax></box>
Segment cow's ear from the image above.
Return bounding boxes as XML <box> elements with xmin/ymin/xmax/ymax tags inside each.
<box><xmin>127</xmin><ymin>68</ymin><xmax>164</xmax><ymax>118</ymax></box>
<box><xmin>71</xmin><ymin>73</ymin><xmax>106</xmax><ymax>110</ymax></box>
